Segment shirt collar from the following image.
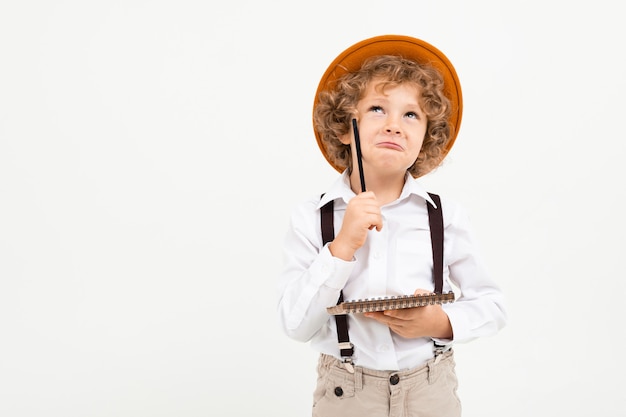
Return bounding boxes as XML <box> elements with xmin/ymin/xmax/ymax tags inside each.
<box><xmin>317</xmin><ymin>171</ymin><xmax>438</xmax><ymax>209</ymax></box>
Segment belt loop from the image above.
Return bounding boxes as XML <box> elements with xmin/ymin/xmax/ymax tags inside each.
<box><xmin>428</xmin><ymin>348</ymin><xmax>451</xmax><ymax>384</ymax></box>
<box><xmin>427</xmin><ymin>360</ymin><xmax>436</xmax><ymax>385</ymax></box>
<box><xmin>354</xmin><ymin>365</ymin><xmax>363</xmax><ymax>391</ymax></box>
<box><xmin>433</xmin><ymin>342</ymin><xmax>445</xmax><ymax>365</ymax></box>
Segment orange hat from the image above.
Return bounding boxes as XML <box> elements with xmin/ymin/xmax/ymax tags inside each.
<box><xmin>313</xmin><ymin>34</ymin><xmax>463</xmax><ymax>175</ymax></box>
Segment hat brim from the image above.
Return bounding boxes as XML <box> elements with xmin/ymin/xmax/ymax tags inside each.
<box><xmin>313</xmin><ymin>35</ymin><xmax>463</xmax><ymax>176</ymax></box>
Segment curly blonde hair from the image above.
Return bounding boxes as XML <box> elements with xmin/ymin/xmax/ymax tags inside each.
<box><xmin>313</xmin><ymin>55</ymin><xmax>453</xmax><ymax>178</ymax></box>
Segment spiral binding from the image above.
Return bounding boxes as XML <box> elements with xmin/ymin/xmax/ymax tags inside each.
<box><xmin>327</xmin><ymin>291</ymin><xmax>455</xmax><ymax>315</ymax></box>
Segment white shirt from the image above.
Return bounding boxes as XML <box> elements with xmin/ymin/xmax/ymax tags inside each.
<box><xmin>277</xmin><ymin>171</ymin><xmax>507</xmax><ymax>371</ymax></box>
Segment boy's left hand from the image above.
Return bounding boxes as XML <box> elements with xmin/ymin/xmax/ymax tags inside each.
<box><xmin>363</xmin><ymin>289</ymin><xmax>453</xmax><ymax>339</ymax></box>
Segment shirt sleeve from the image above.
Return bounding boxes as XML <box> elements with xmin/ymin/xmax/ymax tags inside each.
<box><xmin>276</xmin><ymin>199</ymin><xmax>355</xmax><ymax>342</ymax></box>
<box><xmin>437</xmin><ymin>198</ymin><xmax>508</xmax><ymax>344</ymax></box>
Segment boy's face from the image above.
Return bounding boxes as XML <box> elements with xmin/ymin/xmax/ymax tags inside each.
<box><xmin>341</xmin><ymin>79</ymin><xmax>427</xmax><ymax>177</ymax></box>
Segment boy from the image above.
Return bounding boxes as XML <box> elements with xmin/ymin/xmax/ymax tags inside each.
<box><xmin>277</xmin><ymin>35</ymin><xmax>507</xmax><ymax>417</ymax></box>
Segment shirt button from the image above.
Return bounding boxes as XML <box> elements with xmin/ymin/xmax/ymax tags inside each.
<box><xmin>390</xmin><ymin>374</ymin><xmax>400</xmax><ymax>385</ymax></box>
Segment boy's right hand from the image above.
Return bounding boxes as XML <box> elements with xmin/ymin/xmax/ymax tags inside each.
<box><xmin>329</xmin><ymin>191</ymin><xmax>382</xmax><ymax>261</ymax></box>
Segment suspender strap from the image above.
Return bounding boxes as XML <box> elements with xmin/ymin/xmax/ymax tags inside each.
<box><xmin>320</xmin><ymin>197</ymin><xmax>354</xmax><ymax>358</ymax></box>
<box><xmin>427</xmin><ymin>193</ymin><xmax>444</xmax><ymax>294</ymax></box>
<box><xmin>320</xmin><ymin>198</ymin><xmax>335</xmax><ymax>248</ymax></box>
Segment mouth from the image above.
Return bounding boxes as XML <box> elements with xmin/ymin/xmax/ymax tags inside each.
<box><xmin>377</xmin><ymin>141</ymin><xmax>404</xmax><ymax>151</ymax></box>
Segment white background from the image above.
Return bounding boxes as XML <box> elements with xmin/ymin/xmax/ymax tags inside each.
<box><xmin>1</xmin><ymin>1</ymin><xmax>624</xmax><ymax>416</ymax></box>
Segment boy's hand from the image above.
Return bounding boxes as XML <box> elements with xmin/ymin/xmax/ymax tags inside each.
<box><xmin>364</xmin><ymin>289</ymin><xmax>453</xmax><ymax>339</ymax></box>
<box><xmin>329</xmin><ymin>191</ymin><xmax>382</xmax><ymax>261</ymax></box>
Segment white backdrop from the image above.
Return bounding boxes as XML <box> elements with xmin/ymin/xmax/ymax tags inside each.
<box><xmin>1</xmin><ymin>1</ymin><xmax>625</xmax><ymax>416</ymax></box>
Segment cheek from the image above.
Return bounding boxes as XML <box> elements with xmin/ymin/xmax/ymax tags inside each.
<box><xmin>413</xmin><ymin>134</ymin><xmax>426</xmax><ymax>153</ymax></box>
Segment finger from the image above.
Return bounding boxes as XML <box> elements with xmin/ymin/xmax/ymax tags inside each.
<box><xmin>384</xmin><ymin>308</ymin><xmax>415</xmax><ymax>317</ymax></box>
<box><xmin>364</xmin><ymin>311</ymin><xmax>387</xmax><ymax>323</ymax></box>
<box><xmin>384</xmin><ymin>309</ymin><xmax>411</xmax><ymax>321</ymax></box>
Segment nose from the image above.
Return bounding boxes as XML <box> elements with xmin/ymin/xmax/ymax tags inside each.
<box><xmin>385</xmin><ymin>126</ymin><xmax>401</xmax><ymax>135</ymax></box>
<box><xmin>384</xmin><ymin>115</ymin><xmax>402</xmax><ymax>135</ymax></box>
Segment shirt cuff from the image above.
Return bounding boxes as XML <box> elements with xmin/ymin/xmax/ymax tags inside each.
<box><xmin>441</xmin><ymin>305</ymin><xmax>472</xmax><ymax>343</ymax></box>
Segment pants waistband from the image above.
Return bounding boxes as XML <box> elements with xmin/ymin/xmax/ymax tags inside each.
<box><xmin>319</xmin><ymin>349</ymin><xmax>454</xmax><ymax>380</ymax></box>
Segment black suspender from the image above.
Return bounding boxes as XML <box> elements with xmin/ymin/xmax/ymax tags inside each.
<box><xmin>426</xmin><ymin>193</ymin><xmax>444</xmax><ymax>294</ymax></box>
<box><xmin>320</xmin><ymin>193</ymin><xmax>445</xmax><ymax>362</ymax></box>
<box><xmin>320</xmin><ymin>198</ymin><xmax>354</xmax><ymax>358</ymax></box>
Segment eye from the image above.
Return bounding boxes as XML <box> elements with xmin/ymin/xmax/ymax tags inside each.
<box><xmin>405</xmin><ymin>111</ymin><xmax>420</xmax><ymax>120</ymax></box>
<box><xmin>368</xmin><ymin>105</ymin><xmax>384</xmax><ymax>113</ymax></box>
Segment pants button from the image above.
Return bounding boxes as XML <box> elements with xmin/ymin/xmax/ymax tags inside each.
<box><xmin>390</xmin><ymin>374</ymin><xmax>400</xmax><ymax>385</ymax></box>
<box><xmin>334</xmin><ymin>387</ymin><xmax>344</xmax><ymax>397</ymax></box>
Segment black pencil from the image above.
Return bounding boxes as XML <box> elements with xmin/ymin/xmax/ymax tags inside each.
<box><xmin>352</xmin><ymin>118</ymin><xmax>366</xmax><ymax>192</ymax></box>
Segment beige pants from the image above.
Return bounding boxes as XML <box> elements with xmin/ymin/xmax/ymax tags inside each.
<box><xmin>312</xmin><ymin>350</ymin><xmax>461</xmax><ymax>417</ymax></box>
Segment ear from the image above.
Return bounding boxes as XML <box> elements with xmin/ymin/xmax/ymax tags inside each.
<box><xmin>339</xmin><ymin>114</ymin><xmax>359</xmax><ymax>145</ymax></box>
<box><xmin>338</xmin><ymin>132</ymin><xmax>351</xmax><ymax>145</ymax></box>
